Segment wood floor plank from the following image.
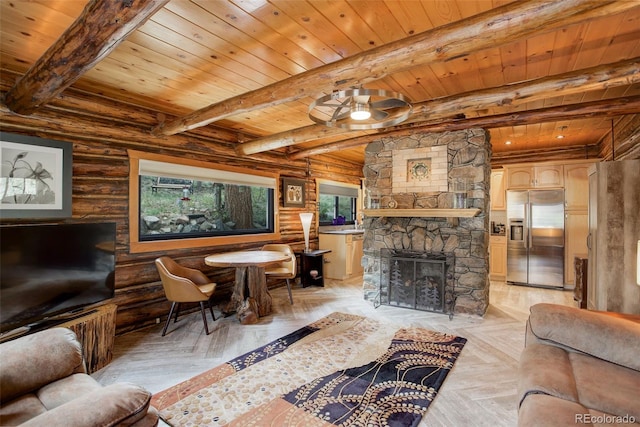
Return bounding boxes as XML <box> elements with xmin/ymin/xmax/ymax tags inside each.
<box><xmin>91</xmin><ymin>279</ymin><xmax>574</xmax><ymax>426</ymax></box>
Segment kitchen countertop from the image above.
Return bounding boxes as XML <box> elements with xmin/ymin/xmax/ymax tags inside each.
<box><xmin>319</xmin><ymin>229</ymin><xmax>365</xmax><ymax>235</ymax></box>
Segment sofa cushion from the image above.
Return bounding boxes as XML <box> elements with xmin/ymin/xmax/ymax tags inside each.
<box><xmin>0</xmin><ymin>328</ymin><xmax>85</xmax><ymax>403</ymax></box>
<box><xmin>37</xmin><ymin>373</ymin><xmax>102</xmax><ymax>410</ymax></box>
<box><xmin>19</xmin><ymin>383</ymin><xmax>153</xmax><ymax>427</ymax></box>
<box><xmin>518</xmin><ymin>394</ymin><xmax>637</xmax><ymax>427</ymax></box>
<box><xmin>519</xmin><ymin>394</ymin><xmax>587</xmax><ymax>426</ymax></box>
<box><xmin>527</xmin><ymin>304</ymin><xmax>640</xmax><ymax>371</ymax></box>
<box><xmin>569</xmin><ymin>351</ymin><xmax>640</xmax><ymax>420</ymax></box>
<box><xmin>0</xmin><ymin>393</ymin><xmax>47</xmax><ymax>426</ymax></box>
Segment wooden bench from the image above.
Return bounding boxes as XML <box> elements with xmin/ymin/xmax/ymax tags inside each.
<box><xmin>151</xmin><ymin>177</ymin><xmax>193</xmax><ymax>193</ymax></box>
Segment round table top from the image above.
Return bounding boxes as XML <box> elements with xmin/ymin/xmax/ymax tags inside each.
<box><xmin>204</xmin><ymin>250</ymin><xmax>290</xmax><ymax>268</ymax></box>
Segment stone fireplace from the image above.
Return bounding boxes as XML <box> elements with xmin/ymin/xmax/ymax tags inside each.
<box><xmin>362</xmin><ymin>129</ymin><xmax>491</xmax><ymax>316</ymax></box>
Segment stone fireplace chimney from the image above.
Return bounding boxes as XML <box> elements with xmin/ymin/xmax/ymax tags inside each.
<box><xmin>362</xmin><ymin>129</ymin><xmax>491</xmax><ymax>316</ymax></box>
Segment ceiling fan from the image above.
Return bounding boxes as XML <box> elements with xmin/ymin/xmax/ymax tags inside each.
<box><xmin>308</xmin><ymin>88</ymin><xmax>412</xmax><ymax>130</ymax></box>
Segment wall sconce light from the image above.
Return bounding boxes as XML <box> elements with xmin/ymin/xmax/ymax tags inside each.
<box><xmin>299</xmin><ymin>212</ymin><xmax>314</xmax><ymax>253</ymax></box>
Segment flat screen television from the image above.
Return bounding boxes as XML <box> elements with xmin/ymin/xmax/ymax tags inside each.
<box><xmin>0</xmin><ymin>222</ymin><xmax>116</xmax><ymax>336</ymax></box>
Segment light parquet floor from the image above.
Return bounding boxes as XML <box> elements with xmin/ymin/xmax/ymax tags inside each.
<box><xmin>92</xmin><ymin>279</ymin><xmax>574</xmax><ymax>426</ymax></box>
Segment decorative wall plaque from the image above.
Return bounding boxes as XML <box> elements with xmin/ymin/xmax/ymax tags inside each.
<box><xmin>407</xmin><ymin>158</ymin><xmax>431</xmax><ymax>182</ymax></box>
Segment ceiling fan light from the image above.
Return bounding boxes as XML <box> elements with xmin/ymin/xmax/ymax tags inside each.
<box><xmin>350</xmin><ymin>103</ymin><xmax>371</xmax><ymax>120</ymax></box>
<box><xmin>308</xmin><ymin>88</ymin><xmax>412</xmax><ymax>130</ymax></box>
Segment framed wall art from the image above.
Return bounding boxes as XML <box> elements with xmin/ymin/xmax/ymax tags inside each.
<box><xmin>282</xmin><ymin>177</ymin><xmax>305</xmax><ymax>207</ymax></box>
<box><xmin>0</xmin><ymin>132</ymin><xmax>72</xmax><ymax>219</ymax></box>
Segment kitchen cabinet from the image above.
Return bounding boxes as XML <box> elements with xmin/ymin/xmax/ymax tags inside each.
<box><xmin>319</xmin><ymin>232</ymin><xmax>364</xmax><ymax>280</ymax></box>
<box><xmin>565</xmin><ymin>211</ymin><xmax>588</xmax><ymax>285</ymax></box>
<box><xmin>490</xmin><ymin>169</ymin><xmax>506</xmax><ymax>210</ymax></box>
<box><xmin>489</xmin><ymin>235</ymin><xmax>507</xmax><ymax>279</ymax></box>
<box><xmin>563</xmin><ymin>162</ymin><xmax>592</xmax><ymax>285</ymax></box>
<box><xmin>506</xmin><ymin>165</ymin><xmax>564</xmax><ymax>189</ymax></box>
<box><xmin>564</xmin><ymin>163</ymin><xmax>591</xmax><ymax>211</ymax></box>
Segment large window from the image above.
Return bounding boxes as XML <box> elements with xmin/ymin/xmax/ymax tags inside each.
<box><xmin>128</xmin><ymin>151</ymin><xmax>280</xmax><ymax>252</ymax></box>
<box><xmin>318</xmin><ymin>181</ymin><xmax>359</xmax><ymax>225</ymax></box>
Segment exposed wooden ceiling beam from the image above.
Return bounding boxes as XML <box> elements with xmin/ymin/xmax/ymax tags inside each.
<box><xmin>3</xmin><ymin>0</ymin><xmax>169</xmax><ymax>115</ymax></box>
<box><xmin>238</xmin><ymin>57</ymin><xmax>640</xmax><ymax>155</ymax></box>
<box><xmin>152</xmin><ymin>0</ymin><xmax>637</xmax><ymax>136</ymax></box>
<box><xmin>289</xmin><ymin>96</ymin><xmax>640</xmax><ymax>159</ymax></box>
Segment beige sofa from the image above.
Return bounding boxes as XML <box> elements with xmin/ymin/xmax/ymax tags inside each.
<box><xmin>518</xmin><ymin>303</ymin><xmax>640</xmax><ymax>426</ymax></box>
<box><xmin>0</xmin><ymin>327</ymin><xmax>158</xmax><ymax>426</ymax></box>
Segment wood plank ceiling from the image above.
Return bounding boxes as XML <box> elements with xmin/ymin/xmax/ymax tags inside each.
<box><xmin>1</xmin><ymin>0</ymin><xmax>639</xmax><ymax>165</ymax></box>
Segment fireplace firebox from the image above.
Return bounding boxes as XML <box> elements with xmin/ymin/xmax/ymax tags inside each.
<box><xmin>378</xmin><ymin>249</ymin><xmax>455</xmax><ymax>318</ymax></box>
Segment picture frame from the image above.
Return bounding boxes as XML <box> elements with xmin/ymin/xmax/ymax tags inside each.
<box><xmin>0</xmin><ymin>132</ymin><xmax>72</xmax><ymax>219</ymax></box>
<box><xmin>282</xmin><ymin>177</ymin><xmax>305</xmax><ymax>207</ymax></box>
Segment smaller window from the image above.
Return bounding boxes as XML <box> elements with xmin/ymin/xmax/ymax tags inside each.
<box><xmin>318</xmin><ymin>182</ymin><xmax>359</xmax><ymax>225</ymax></box>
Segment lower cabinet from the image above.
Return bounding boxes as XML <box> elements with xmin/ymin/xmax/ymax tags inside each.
<box><xmin>319</xmin><ymin>232</ymin><xmax>364</xmax><ymax>280</ymax></box>
<box><xmin>489</xmin><ymin>236</ymin><xmax>507</xmax><ymax>280</ymax></box>
<box><xmin>565</xmin><ymin>211</ymin><xmax>588</xmax><ymax>285</ymax></box>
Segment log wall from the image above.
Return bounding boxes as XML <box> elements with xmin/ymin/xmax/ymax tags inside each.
<box><xmin>0</xmin><ymin>77</ymin><xmax>362</xmax><ymax>334</ymax></box>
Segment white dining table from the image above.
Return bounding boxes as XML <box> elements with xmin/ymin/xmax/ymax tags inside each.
<box><xmin>204</xmin><ymin>250</ymin><xmax>290</xmax><ymax>324</ymax></box>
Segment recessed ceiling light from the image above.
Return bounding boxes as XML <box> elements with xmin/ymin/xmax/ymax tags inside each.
<box><xmin>505</xmin><ymin>140</ymin><xmax>512</xmax><ymax>145</ymax></box>
<box><xmin>556</xmin><ymin>135</ymin><xmax>565</xmax><ymax>139</ymax></box>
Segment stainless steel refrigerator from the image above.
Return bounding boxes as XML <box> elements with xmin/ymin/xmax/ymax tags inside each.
<box><xmin>506</xmin><ymin>189</ymin><xmax>565</xmax><ymax>288</ymax></box>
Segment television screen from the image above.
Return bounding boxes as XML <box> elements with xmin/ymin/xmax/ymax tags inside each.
<box><xmin>0</xmin><ymin>222</ymin><xmax>116</xmax><ymax>334</ymax></box>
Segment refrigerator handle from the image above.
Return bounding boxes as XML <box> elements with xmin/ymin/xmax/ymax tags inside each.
<box><xmin>525</xmin><ymin>202</ymin><xmax>532</xmax><ymax>249</ymax></box>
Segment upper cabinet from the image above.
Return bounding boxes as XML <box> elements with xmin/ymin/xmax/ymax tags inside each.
<box><xmin>490</xmin><ymin>169</ymin><xmax>506</xmax><ymax>210</ymax></box>
<box><xmin>564</xmin><ymin>163</ymin><xmax>591</xmax><ymax>211</ymax></box>
<box><xmin>506</xmin><ymin>164</ymin><xmax>564</xmax><ymax>189</ymax></box>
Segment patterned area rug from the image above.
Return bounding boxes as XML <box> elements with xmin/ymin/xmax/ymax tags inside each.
<box><xmin>152</xmin><ymin>312</ymin><xmax>466</xmax><ymax>426</ymax></box>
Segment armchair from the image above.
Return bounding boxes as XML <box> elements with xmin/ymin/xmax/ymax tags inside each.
<box><xmin>518</xmin><ymin>303</ymin><xmax>640</xmax><ymax>426</ymax></box>
<box><xmin>155</xmin><ymin>256</ymin><xmax>217</xmax><ymax>336</ymax></box>
<box><xmin>0</xmin><ymin>327</ymin><xmax>158</xmax><ymax>426</ymax></box>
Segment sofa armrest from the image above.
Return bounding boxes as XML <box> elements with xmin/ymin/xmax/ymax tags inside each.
<box><xmin>19</xmin><ymin>383</ymin><xmax>157</xmax><ymax>427</ymax></box>
<box><xmin>0</xmin><ymin>328</ymin><xmax>85</xmax><ymax>403</ymax></box>
<box><xmin>526</xmin><ymin>303</ymin><xmax>640</xmax><ymax>371</ymax></box>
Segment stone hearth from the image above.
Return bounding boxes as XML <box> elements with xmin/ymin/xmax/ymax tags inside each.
<box><xmin>362</xmin><ymin>129</ymin><xmax>491</xmax><ymax>316</ymax></box>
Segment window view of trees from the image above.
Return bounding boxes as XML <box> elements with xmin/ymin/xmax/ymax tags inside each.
<box><xmin>318</xmin><ymin>194</ymin><xmax>356</xmax><ymax>225</ymax></box>
<box><xmin>139</xmin><ymin>175</ymin><xmax>273</xmax><ymax>240</ymax></box>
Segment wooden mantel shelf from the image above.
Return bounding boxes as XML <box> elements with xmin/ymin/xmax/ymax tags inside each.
<box><xmin>363</xmin><ymin>208</ymin><xmax>481</xmax><ymax>218</ymax></box>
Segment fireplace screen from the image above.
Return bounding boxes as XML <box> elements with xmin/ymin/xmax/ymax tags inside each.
<box><xmin>379</xmin><ymin>250</ymin><xmax>453</xmax><ymax>316</ymax></box>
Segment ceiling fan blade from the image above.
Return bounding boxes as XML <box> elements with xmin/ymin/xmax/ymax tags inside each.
<box><xmin>370</xmin><ymin>108</ymin><xmax>389</xmax><ymax>120</ymax></box>
<box><xmin>328</xmin><ymin>97</ymin><xmax>352</xmax><ymax>121</ymax></box>
<box><xmin>354</xmin><ymin>95</ymin><xmax>370</xmax><ymax>103</ymax></box>
<box><xmin>370</xmin><ymin>98</ymin><xmax>408</xmax><ymax>109</ymax></box>
<box><xmin>334</xmin><ymin>111</ymin><xmax>351</xmax><ymax>121</ymax></box>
